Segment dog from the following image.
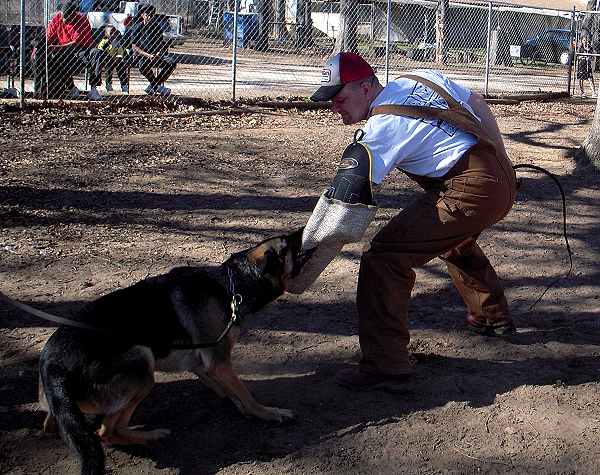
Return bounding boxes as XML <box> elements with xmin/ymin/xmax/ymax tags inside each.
<box><xmin>1</xmin><ymin>228</ymin><xmax>311</xmax><ymax>475</ymax></box>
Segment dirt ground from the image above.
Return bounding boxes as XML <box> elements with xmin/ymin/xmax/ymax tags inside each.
<box><xmin>1</xmin><ymin>97</ymin><xmax>599</xmax><ymax>475</ymax></box>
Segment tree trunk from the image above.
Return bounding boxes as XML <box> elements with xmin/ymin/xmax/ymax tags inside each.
<box><xmin>494</xmin><ymin>12</ymin><xmax>513</xmax><ymax>67</ymax></box>
<box><xmin>435</xmin><ymin>0</ymin><xmax>448</xmax><ymax>64</ymax></box>
<box><xmin>255</xmin><ymin>0</ymin><xmax>272</xmax><ymax>51</ymax></box>
<box><xmin>296</xmin><ymin>0</ymin><xmax>313</xmax><ymax>49</ymax></box>
<box><xmin>334</xmin><ymin>0</ymin><xmax>358</xmax><ymax>53</ymax></box>
<box><xmin>579</xmin><ymin>93</ymin><xmax>600</xmax><ymax>170</ymax></box>
<box><xmin>274</xmin><ymin>0</ymin><xmax>288</xmax><ymax>43</ymax></box>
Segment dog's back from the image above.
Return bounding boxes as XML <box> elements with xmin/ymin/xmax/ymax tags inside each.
<box><xmin>39</xmin><ymin>265</ymin><xmax>229</xmax><ymax>475</ymax></box>
<box><xmin>35</xmin><ymin>228</ymin><xmax>308</xmax><ymax>475</ymax></box>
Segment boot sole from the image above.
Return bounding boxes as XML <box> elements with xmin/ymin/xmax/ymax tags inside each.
<box><xmin>335</xmin><ymin>375</ymin><xmax>411</xmax><ymax>393</ymax></box>
<box><xmin>467</xmin><ymin>322</ymin><xmax>516</xmax><ymax>337</ymax></box>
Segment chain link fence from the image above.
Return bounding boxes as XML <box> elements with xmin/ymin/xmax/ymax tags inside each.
<box><xmin>1</xmin><ymin>0</ymin><xmax>599</xmax><ymax>103</ymax></box>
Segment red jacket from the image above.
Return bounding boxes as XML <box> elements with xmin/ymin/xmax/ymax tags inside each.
<box><xmin>46</xmin><ymin>12</ymin><xmax>93</xmax><ymax>47</ymax></box>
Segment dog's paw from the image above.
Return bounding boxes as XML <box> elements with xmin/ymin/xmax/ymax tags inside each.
<box><xmin>147</xmin><ymin>428</ymin><xmax>171</xmax><ymax>441</ymax></box>
<box><xmin>258</xmin><ymin>406</ymin><xmax>296</xmax><ymax>423</ymax></box>
<box><xmin>100</xmin><ymin>427</ymin><xmax>171</xmax><ymax>446</ymax></box>
<box><xmin>43</xmin><ymin>415</ymin><xmax>58</xmax><ymax>434</ymax></box>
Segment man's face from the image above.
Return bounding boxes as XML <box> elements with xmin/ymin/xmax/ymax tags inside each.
<box><xmin>331</xmin><ymin>80</ymin><xmax>371</xmax><ymax>125</ymax></box>
<box><xmin>141</xmin><ymin>10</ymin><xmax>153</xmax><ymax>23</ymax></box>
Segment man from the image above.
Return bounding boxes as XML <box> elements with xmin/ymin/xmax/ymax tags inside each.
<box><xmin>129</xmin><ymin>3</ymin><xmax>176</xmax><ymax>96</ymax></box>
<box><xmin>34</xmin><ymin>0</ymin><xmax>101</xmax><ymax>100</ymax></box>
<box><xmin>310</xmin><ymin>52</ymin><xmax>517</xmax><ymax>390</ymax></box>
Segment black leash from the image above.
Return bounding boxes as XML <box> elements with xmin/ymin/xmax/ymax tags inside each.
<box><xmin>0</xmin><ymin>266</ymin><xmax>243</xmax><ymax>350</ymax></box>
<box><xmin>513</xmin><ymin>164</ymin><xmax>573</xmax><ymax>311</ymax></box>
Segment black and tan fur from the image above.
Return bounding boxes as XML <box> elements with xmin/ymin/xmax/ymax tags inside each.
<box><xmin>2</xmin><ymin>228</ymin><xmax>310</xmax><ymax>475</ymax></box>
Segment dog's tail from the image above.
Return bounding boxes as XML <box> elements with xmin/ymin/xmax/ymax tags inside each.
<box><xmin>40</xmin><ymin>364</ymin><xmax>105</xmax><ymax>475</ymax></box>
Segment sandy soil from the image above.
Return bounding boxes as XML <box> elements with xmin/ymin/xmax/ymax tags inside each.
<box><xmin>1</xmin><ymin>97</ymin><xmax>599</xmax><ymax>474</ymax></box>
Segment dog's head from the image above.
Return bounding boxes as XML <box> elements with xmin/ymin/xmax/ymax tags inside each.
<box><xmin>225</xmin><ymin>227</ymin><xmax>313</xmax><ymax>312</ymax></box>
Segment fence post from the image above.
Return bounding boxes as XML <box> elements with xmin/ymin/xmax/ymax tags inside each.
<box><xmin>19</xmin><ymin>0</ymin><xmax>26</xmax><ymax>107</ymax></box>
<box><xmin>231</xmin><ymin>0</ymin><xmax>239</xmax><ymax>102</ymax></box>
<box><xmin>384</xmin><ymin>0</ymin><xmax>391</xmax><ymax>84</ymax></box>
<box><xmin>43</xmin><ymin>0</ymin><xmax>49</xmax><ymax>100</ymax></box>
<box><xmin>567</xmin><ymin>6</ymin><xmax>576</xmax><ymax>95</ymax></box>
<box><xmin>484</xmin><ymin>2</ymin><xmax>492</xmax><ymax>96</ymax></box>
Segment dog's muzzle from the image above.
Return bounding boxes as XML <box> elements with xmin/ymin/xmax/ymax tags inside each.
<box><xmin>287</xmin><ymin>134</ymin><xmax>378</xmax><ymax>294</ymax></box>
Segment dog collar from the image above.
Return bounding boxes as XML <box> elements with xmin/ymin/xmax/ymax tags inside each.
<box><xmin>227</xmin><ymin>266</ymin><xmax>243</xmax><ymax>325</ymax></box>
<box><xmin>168</xmin><ymin>266</ymin><xmax>244</xmax><ymax>350</ymax></box>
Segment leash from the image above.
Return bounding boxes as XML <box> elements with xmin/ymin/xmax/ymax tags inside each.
<box><xmin>0</xmin><ymin>292</ymin><xmax>113</xmax><ymax>334</ymax></box>
<box><xmin>513</xmin><ymin>163</ymin><xmax>573</xmax><ymax>311</ymax></box>
<box><xmin>0</xmin><ymin>266</ymin><xmax>244</xmax><ymax>350</ymax></box>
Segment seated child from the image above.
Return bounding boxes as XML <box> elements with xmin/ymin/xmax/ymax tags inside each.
<box><xmin>98</xmin><ymin>25</ymin><xmax>129</xmax><ymax>93</ymax></box>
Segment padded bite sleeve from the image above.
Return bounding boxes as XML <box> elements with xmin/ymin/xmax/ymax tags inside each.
<box><xmin>325</xmin><ymin>141</ymin><xmax>375</xmax><ymax>206</ymax></box>
<box><xmin>287</xmin><ymin>137</ymin><xmax>378</xmax><ymax>294</ymax></box>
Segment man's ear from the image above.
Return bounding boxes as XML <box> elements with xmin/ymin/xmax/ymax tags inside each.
<box><xmin>360</xmin><ymin>80</ymin><xmax>371</xmax><ymax>96</ymax></box>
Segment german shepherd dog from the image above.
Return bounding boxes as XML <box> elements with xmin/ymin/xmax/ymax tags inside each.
<box><xmin>2</xmin><ymin>228</ymin><xmax>310</xmax><ymax>475</ymax></box>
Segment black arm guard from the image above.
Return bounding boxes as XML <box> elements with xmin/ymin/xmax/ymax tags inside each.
<box><xmin>325</xmin><ymin>138</ymin><xmax>375</xmax><ymax>206</ymax></box>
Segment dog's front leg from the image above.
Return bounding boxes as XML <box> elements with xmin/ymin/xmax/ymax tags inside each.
<box><xmin>208</xmin><ymin>363</ymin><xmax>295</xmax><ymax>423</ymax></box>
<box><xmin>191</xmin><ymin>369</ymin><xmax>227</xmax><ymax>398</ymax></box>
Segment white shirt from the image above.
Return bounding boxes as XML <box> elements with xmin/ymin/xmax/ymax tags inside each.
<box><xmin>362</xmin><ymin>70</ymin><xmax>479</xmax><ymax>184</ymax></box>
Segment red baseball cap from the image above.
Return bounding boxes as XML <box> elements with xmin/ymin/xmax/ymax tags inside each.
<box><xmin>311</xmin><ymin>52</ymin><xmax>375</xmax><ymax>102</ymax></box>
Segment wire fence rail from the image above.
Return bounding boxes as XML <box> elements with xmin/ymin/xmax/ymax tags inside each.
<box><xmin>1</xmin><ymin>0</ymin><xmax>599</xmax><ymax>105</ymax></box>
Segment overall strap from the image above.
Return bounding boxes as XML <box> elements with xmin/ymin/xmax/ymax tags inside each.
<box><xmin>371</xmin><ymin>74</ymin><xmax>494</xmax><ymax>148</ymax></box>
<box><xmin>398</xmin><ymin>73</ymin><xmax>464</xmax><ymax>109</ymax></box>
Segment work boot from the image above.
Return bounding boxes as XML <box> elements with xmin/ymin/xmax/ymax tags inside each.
<box><xmin>67</xmin><ymin>86</ymin><xmax>81</xmax><ymax>100</ymax></box>
<box><xmin>156</xmin><ymin>85</ymin><xmax>171</xmax><ymax>96</ymax></box>
<box><xmin>466</xmin><ymin>313</ymin><xmax>516</xmax><ymax>336</ymax></box>
<box><xmin>335</xmin><ymin>367</ymin><xmax>411</xmax><ymax>392</ymax></box>
<box><xmin>87</xmin><ymin>87</ymin><xmax>103</xmax><ymax>101</ymax></box>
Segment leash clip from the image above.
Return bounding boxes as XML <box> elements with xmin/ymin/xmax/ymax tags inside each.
<box><xmin>353</xmin><ymin>128</ymin><xmax>365</xmax><ymax>143</ymax></box>
<box><xmin>230</xmin><ymin>293</ymin><xmax>243</xmax><ymax>323</ymax></box>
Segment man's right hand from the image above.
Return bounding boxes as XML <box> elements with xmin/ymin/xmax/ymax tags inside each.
<box><xmin>48</xmin><ymin>42</ymin><xmax>74</xmax><ymax>51</ymax></box>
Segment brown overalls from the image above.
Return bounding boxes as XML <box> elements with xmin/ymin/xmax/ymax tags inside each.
<box><xmin>357</xmin><ymin>75</ymin><xmax>517</xmax><ymax>376</ymax></box>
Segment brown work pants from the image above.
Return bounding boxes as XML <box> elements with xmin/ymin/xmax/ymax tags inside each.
<box><xmin>357</xmin><ymin>141</ymin><xmax>516</xmax><ymax>376</ymax></box>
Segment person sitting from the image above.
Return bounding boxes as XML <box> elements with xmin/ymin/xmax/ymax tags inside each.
<box><xmin>33</xmin><ymin>0</ymin><xmax>99</xmax><ymax>99</ymax></box>
<box><xmin>95</xmin><ymin>24</ymin><xmax>129</xmax><ymax>94</ymax></box>
<box><xmin>129</xmin><ymin>3</ymin><xmax>176</xmax><ymax>96</ymax></box>
<box><xmin>577</xmin><ymin>33</ymin><xmax>597</xmax><ymax>98</ymax></box>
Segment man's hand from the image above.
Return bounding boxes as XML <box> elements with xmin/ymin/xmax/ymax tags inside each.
<box><xmin>48</xmin><ymin>42</ymin><xmax>75</xmax><ymax>51</ymax></box>
<box><xmin>132</xmin><ymin>44</ymin><xmax>155</xmax><ymax>60</ymax></box>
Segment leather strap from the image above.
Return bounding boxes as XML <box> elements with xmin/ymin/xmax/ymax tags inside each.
<box><xmin>370</xmin><ymin>74</ymin><xmax>495</xmax><ymax>149</ymax></box>
<box><xmin>397</xmin><ymin>73</ymin><xmax>463</xmax><ymax>109</ymax></box>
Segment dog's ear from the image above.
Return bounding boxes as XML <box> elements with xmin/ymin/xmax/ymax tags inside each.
<box><xmin>246</xmin><ymin>237</ymin><xmax>286</xmax><ymax>269</ymax></box>
<box><xmin>246</xmin><ymin>242</ymin><xmax>270</xmax><ymax>269</ymax></box>
<box><xmin>287</xmin><ymin>226</ymin><xmax>304</xmax><ymax>243</ymax></box>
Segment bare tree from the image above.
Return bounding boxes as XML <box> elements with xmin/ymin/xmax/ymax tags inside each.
<box><xmin>435</xmin><ymin>0</ymin><xmax>448</xmax><ymax>64</ymax></box>
<box><xmin>334</xmin><ymin>0</ymin><xmax>358</xmax><ymax>53</ymax></box>
<box><xmin>274</xmin><ymin>0</ymin><xmax>288</xmax><ymax>43</ymax></box>
<box><xmin>576</xmin><ymin>1</ymin><xmax>600</xmax><ymax>169</ymax></box>
<box><xmin>255</xmin><ymin>0</ymin><xmax>273</xmax><ymax>51</ymax></box>
<box><xmin>296</xmin><ymin>0</ymin><xmax>313</xmax><ymax>49</ymax></box>
<box><xmin>578</xmin><ymin>93</ymin><xmax>600</xmax><ymax>169</ymax></box>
